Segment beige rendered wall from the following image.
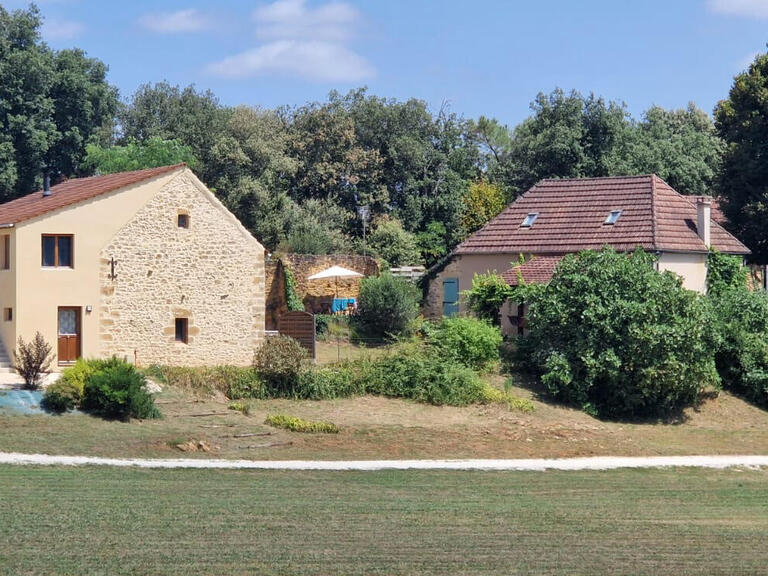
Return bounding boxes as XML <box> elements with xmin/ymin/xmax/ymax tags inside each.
<box><xmin>424</xmin><ymin>253</ymin><xmax>523</xmax><ymax>320</ymax></box>
<box><xmin>98</xmin><ymin>171</ymin><xmax>264</xmax><ymax>366</ymax></box>
<box><xmin>657</xmin><ymin>252</ymin><xmax>708</xmax><ymax>293</ymax></box>
<box><xmin>0</xmin><ymin>230</ymin><xmax>16</xmax><ymax>353</ymax></box>
<box><xmin>13</xmin><ymin>170</ymin><xmax>184</xmax><ymax>366</ymax></box>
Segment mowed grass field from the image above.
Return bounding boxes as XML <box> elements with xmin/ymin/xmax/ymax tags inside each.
<box><xmin>1</xmin><ymin>466</ymin><xmax>767</xmax><ymax>575</ymax></box>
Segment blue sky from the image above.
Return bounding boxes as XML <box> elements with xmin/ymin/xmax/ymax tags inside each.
<box><xmin>12</xmin><ymin>0</ymin><xmax>768</xmax><ymax>126</ymax></box>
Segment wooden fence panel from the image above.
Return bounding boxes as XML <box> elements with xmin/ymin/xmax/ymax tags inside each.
<box><xmin>278</xmin><ymin>311</ymin><xmax>316</xmax><ymax>359</ymax></box>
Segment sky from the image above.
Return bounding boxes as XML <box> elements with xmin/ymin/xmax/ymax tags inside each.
<box><xmin>9</xmin><ymin>0</ymin><xmax>768</xmax><ymax>127</ymax></box>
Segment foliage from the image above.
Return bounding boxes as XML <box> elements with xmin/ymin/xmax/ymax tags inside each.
<box><xmin>13</xmin><ymin>332</ymin><xmax>54</xmax><ymax>389</ymax></box>
<box><xmin>359</xmin><ymin>343</ymin><xmax>486</xmax><ymax>406</ymax></box>
<box><xmin>145</xmin><ymin>365</ymin><xmax>263</xmax><ymax>399</ymax></box>
<box><xmin>253</xmin><ymin>336</ymin><xmax>308</xmax><ymax>397</ymax></box>
<box><xmin>368</xmin><ymin>218</ymin><xmax>422</xmax><ymax>267</ymax></box>
<box><xmin>58</xmin><ymin>358</ymin><xmax>100</xmax><ymax>397</ymax></box>
<box><xmin>293</xmin><ymin>362</ymin><xmax>364</xmax><ymax>400</ymax></box>
<box><xmin>478</xmin><ymin>385</ymin><xmax>535</xmax><ymax>413</ymax></box>
<box><xmin>227</xmin><ymin>401</ymin><xmax>250</xmax><ymax>415</ymax></box>
<box><xmin>707</xmin><ymin>249</ymin><xmax>748</xmax><ymax>296</ymax></box>
<box><xmin>41</xmin><ymin>380</ymin><xmax>82</xmax><ymax>413</ymax></box>
<box><xmin>355</xmin><ymin>273</ymin><xmax>421</xmax><ymax>339</ymax></box>
<box><xmin>0</xmin><ymin>5</ymin><xmax>118</xmax><ymax>201</ymax></box>
<box><xmin>283</xmin><ymin>266</ymin><xmax>305</xmax><ymax>311</ymax></box>
<box><xmin>265</xmin><ymin>414</ymin><xmax>340</xmax><ymax>434</ymax></box>
<box><xmin>461</xmin><ymin>180</ymin><xmax>507</xmax><ymax>235</ymax></box>
<box><xmin>280</xmin><ymin>198</ymin><xmax>353</xmax><ymax>254</ymax></box>
<box><xmin>715</xmin><ymin>51</ymin><xmax>768</xmax><ymax>263</ymax></box>
<box><xmin>711</xmin><ymin>288</ymin><xmax>768</xmax><ymax>406</ymax></box>
<box><xmin>519</xmin><ymin>248</ymin><xmax>720</xmax><ymax>418</ymax></box>
<box><xmin>83</xmin><ymin>137</ymin><xmax>197</xmax><ymax>174</ymax></box>
<box><xmin>427</xmin><ymin>317</ymin><xmax>502</xmax><ymax>371</ymax></box>
<box><xmin>463</xmin><ymin>272</ymin><xmax>513</xmax><ymax>325</ymax></box>
<box><xmin>416</xmin><ymin>221</ymin><xmax>449</xmax><ymax>267</ymax></box>
<box><xmin>80</xmin><ymin>358</ymin><xmax>161</xmax><ymax>420</ymax></box>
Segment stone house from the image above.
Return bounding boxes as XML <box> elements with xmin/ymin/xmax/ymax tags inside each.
<box><xmin>424</xmin><ymin>175</ymin><xmax>750</xmax><ymax>335</ymax></box>
<box><xmin>0</xmin><ymin>164</ymin><xmax>265</xmax><ymax>369</ymax></box>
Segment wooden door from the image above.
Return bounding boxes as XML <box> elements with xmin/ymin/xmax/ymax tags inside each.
<box><xmin>57</xmin><ymin>307</ymin><xmax>81</xmax><ymax>365</ymax></box>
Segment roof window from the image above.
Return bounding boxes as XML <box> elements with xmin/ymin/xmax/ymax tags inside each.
<box><xmin>604</xmin><ymin>210</ymin><xmax>622</xmax><ymax>225</ymax></box>
<box><xmin>521</xmin><ymin>213</ymin><xmax>539</xmax><ymax>227</ymax></box>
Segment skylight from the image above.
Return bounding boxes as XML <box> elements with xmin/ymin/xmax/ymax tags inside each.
<box><xmin>604</xmin><ymin>210</ymin><xmax>622</xmax><ymax>225</ymax></box>
<box><xmin>521</xmin><ymin>212</ymin><xmax>539</xmax><ymax>227</ymax></box>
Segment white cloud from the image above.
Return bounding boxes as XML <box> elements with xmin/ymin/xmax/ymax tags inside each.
<box><xmin>41</xmin><ymin>18</ymin><xmax>85</xmax><ymax>41</ymax></box>
<box><xmin>207</xmin><ymin>0</ymin><xmax>374</xmax><ymax>83</ymax></box>
<box><xmin>707</xmin><ymin>0</ymin><xmax>768</xmax><ymax>19</ymax></box>
<box><xmin>139</xmin><ymin>9</ymin><xmax>207</xmax><ymax>33</ymax></box>
<box><xmin>207</xmin><ymin>40</ymin><xmax>374</xmax><ymax>82</ymax></box>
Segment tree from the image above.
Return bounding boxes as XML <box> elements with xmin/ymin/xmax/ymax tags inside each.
<box><xmin>632</xmin><ymin>104</ymin><xmax>723</xmax><ymax>196</ymax></box>
<box><xmin>119</xmin><ymin>82</ymin><xmax>229</xmax><ymax>183</ymax></box>
<box><xmin>461</xmin><ymin>180</ymin><xmax>507</xmax><ymax>235</ymax></box>
<box><xmin>715</xmin><ymin>51</ymin><xmax>768</xmax><ymax>263</ymax></box>
<box><xmin>83</xmin><ymin>137</ymin><xmax>197</xmax><ymax>174</ymax></box>
<box><xmin>368</xmin><ymin>218</ymin><xmax>422</xmax><ymax>267</ymax></box>
<box><xmin>0</xmin><ymin>5</ymin><xmax>117</xmax><ymax>200</ymax></box>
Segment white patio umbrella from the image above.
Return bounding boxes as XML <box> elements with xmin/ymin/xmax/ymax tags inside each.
<box><xmin>307</xmin><ymin>265</ymin><xmax>363</xmax><ymax>298</ymax></box>
<box><xmin>307</xmin><ymin>265</ymin><xmax>364</xmax><ymax>361</ymax></box>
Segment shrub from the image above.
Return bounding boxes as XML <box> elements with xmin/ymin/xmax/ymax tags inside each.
<box><xmin>283</xmin><ymin>266</ymin><xmax>305</xmax><ymax>311</ymax></box>
<box><xmin>707</xmin><ymin>249</ymin><xmax>748</xmax><ymax>296</ymax></box>
<box><xmin>265</xmin><ymin>414</ymin><xmax>339</xmax><ymax>434</ymax></box>
<box><xmin>293</xmin><ymin>362</ymin><xmax>364</xmax><ymax>400</ymax></box>
<box><xmin>41</xmin><ymin>380</ymin><xmax>82</xmax><ymax>413</ymax></box>
<box><xmin>81</xmin><ymin>359</ymin><xmax>161</xmax><ymax>420</ymax></box>
<box><xmin>59</xmin><ymin>358</ymin><xmax>102</xmax><ymax>397</ymax></box>
<box><xmin>711</xmin><ymin>287</ymin><xmax>768</xmax><ymax>405</ymax></box>
<box><xmin>478</xmin><ymin>385</ymin><xmax>535</xmax><ymax>413</ymax></box>
<box><xmin>427</xmin><ymin>316</ymin><xmax>502</xmax><ymax>371</ymax></box>
<box><xmin>463</xmin><ymin>272</ymin><xmax>512</xmax><ymax>325</ymax></box>
<box><xmin>253</xmin><ymin>335</ymin><xmax>308</xmax><ymax>397</ymax></box>
<box><xmin>13</xmin><ymin>332</ymin><xmax>54</xmax><ymax>389</ymax></box>
<box><xmin>355</xmin><ymin>273</ymin><xmax>420</xmax><ymax>339</ymax></box>
<box><xmin>228</xmin><ymin>401</ymin><xmax>250</xmax><ymax>415</ymax></box>
<box><xmin>359</xmin><ymin>343</ymin><xmax>486</xmax><ymax>406</ymax></box>
<box><xmin>520</xmin><ymin>248</ymin><xmax>720</xmax><ymax>418</ymax></box>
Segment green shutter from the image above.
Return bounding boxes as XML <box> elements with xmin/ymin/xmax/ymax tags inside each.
<box><xmin>443</xmin><ymin>277</ymin><xmax>459</xmax><ymax>317</ymax></box>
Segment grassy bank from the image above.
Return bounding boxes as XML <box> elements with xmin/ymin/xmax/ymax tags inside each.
<box><xmin>1</xmin><ymin>466</ymin><xmax>766</xmax><ymax>575</ymax></box>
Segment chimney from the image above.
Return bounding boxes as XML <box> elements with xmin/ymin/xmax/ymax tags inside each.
<box><xmin>42</xmin><ymin>172</ymin><xmax>51</xmax><ymax>197</ymax></box>
<box><xmin>696</xmin><ymin>198</ymin><xmax>711</xmax><ymax>248</ymax></box>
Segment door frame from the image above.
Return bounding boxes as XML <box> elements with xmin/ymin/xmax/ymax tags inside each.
<box><xmin>57</xmin><ymin>306</ymin><xmax>81</xmax><ymax>366</ymax></box>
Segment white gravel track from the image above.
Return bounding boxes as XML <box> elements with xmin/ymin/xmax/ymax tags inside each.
<box><xmin>0</xmin><ymin>452</ymin><xmax>767</xmax><ymax>471</ymax></box>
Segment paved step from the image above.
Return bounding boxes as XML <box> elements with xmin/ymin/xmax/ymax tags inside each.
<box><xmin>0</xmin><ymin>366</ymin><xmax>16</xmax><ymax>374</ymax></box>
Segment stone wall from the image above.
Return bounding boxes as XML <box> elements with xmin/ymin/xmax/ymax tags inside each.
<box><xmin>265</xmin><ymin>254</ymin><xmax>378</xmax><ymax>330</ymax></box>
<box><xmin>99</xmin><ymin>171</ymin><xmax>265</xmax><ymax>366</ymax></box>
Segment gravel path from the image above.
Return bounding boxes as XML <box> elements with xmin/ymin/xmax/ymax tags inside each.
<box><xmin>0</xmin><ymin>452</ymin><xmax>767</xmax><ymax>471</ymax></box>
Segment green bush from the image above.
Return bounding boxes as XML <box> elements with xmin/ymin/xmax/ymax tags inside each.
<box><xmin>712</xmin><ymin>287</ymin><xmax>768</xmax><ymax>406</ymax></box>
<box><xmin>355</xmin><ymin>273</ymin><xmax>420</xmax><ymax>339</ymax></box>
<box><xmin>519</xmin><ymin>248</ymin><xmax>720</xmax><ymax>418</ymax></box>
<box><xmin>359</xmin><ymin>343</ymin><xmax>486</xmax><ymax>406</ymax></box>
<box><xmin>41</xmin><ymin>380</ymin><xmax>82</xmax><ymax>413</ymax></box>
<box><xmin>265</xmin><ymin>414</ymin><xmax>339</xmax><ymax>434</ymax></box>
<box><xmin>478</xmin><ymin>385</ymin><xmax>535</xmax><ymax>413</ymax></box>
<box><xmin>80</xmin><ymin>359</ymin><xmax>161</xmax><ymax>420</ymax></box>
<box><xmin>228</xmin><ymin>401</ymin><xmax>250</xmax><ymax>415</ymax></box>
<box><xmin>294</xmin><ymin>362</ymin><xmax>364</xmax><ymax>400</ymax></box>
<box><xmin>463</xmin><ymin>272</ymin><xmax>512</xmax><ymax>325</ymax></box>
<box><xmin>59</xmin><ymin>358</ymin><xmax>103</xmax><ymax>397</ymax></box>
<box><xmin>427</xmin><ymin>316</ymin><xmax>502</xmax><ymax>371</ymax></box>
<box><xmin>253</xmin><ymin>335</ymin><xmax>308</xmax><ymax>397</ymax></box>
<box><xmin>707</xmin><ymin>249</ymin><xmax>748</xmax><ymax>296</ymax></box>
<box><xmin>283</xmin><ymin>266</ymin><xmax>305</xmax><ymax>311</ymax></box>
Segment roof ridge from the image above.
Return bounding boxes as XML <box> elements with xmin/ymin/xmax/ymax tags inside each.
<box><xmin>538</xmin><ymin>174</ymin><xmax>656</xmax><ymax>184</ymax></box>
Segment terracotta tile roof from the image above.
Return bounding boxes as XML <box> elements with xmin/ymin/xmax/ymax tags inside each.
<box><xmin>0</xmin><ymin>164</ymin><xmax>185</xmax><ymax>226</ymax></box>
<box><xmin>502</xmin><ymin>255</ymin><xmax>563</xmax><ymax>286</ymax></box>
<box><xmin>455</xmin><ymin>175</ymin><xmax>749</xmax><ymax>256</ymax></box>
<box><xmin>692</xmin><ymin>195</ymin><xmax>728</xmax><ymax>227</ymax></box>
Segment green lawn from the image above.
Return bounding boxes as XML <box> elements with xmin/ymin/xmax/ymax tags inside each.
<box><xmin>1</xmin><ymin>466</ymin><xmax>766</xmax><ymax>575</ymax></box>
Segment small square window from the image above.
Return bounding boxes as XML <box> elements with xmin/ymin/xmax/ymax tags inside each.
<box><xmin>521</xmin><ymin>213</ymin><xmax>539</xmax><ymax>227</ymax></box>
<box><xmin>605</xmin><ymin>210</ymin><xmax>622</xmax><ymax>225</ymax></box>
<box><xmin>3</xmin><ymin>308</ymin><xmax>11</xmax><ymax>322</ymax></box>
<box><xmin>177</xmin><ymin>214</ymin><xmax>190</xmax><ymax>228</ymax></box>
<box><xmin>175</xmin><ymin>318</ymin><xmax>189</xmax><ymax>344</ymax></box>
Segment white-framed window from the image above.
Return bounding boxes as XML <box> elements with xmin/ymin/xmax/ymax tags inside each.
<box><xmin>521</xmin><ymin>213</ymin><xmax>539</xmax><ymax>227</ymax></box>
<box><xmin>605</xmin><ymin>210</ymin><xmax>622</xmax><ymax>225</ymax></box>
